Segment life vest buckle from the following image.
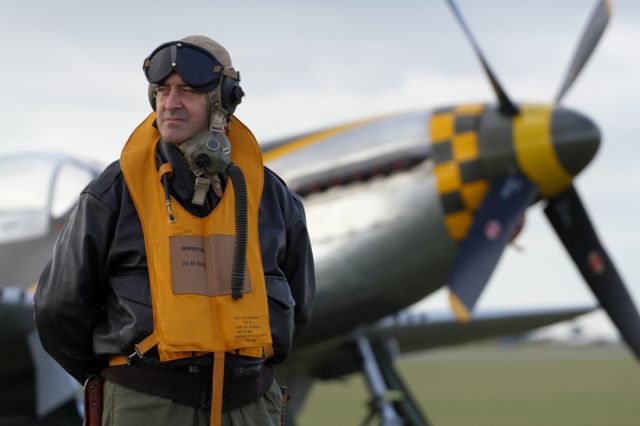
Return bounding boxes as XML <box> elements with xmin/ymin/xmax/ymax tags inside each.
<box><xmin>127</xmin><ymin>346</ymin><xmax>143</xmax><ymax>365</ymax></box>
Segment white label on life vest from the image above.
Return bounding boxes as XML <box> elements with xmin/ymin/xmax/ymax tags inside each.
<box><xmin>170</xmin><ymin>234</ymin><xmax>252</xmax><ymax>296</ymax></box>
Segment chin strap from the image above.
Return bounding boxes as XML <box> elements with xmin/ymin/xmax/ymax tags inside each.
<box><xmin>189</xmin><ymin>171</ymin><xmax>224</xmax><ymax>206</ymax></box>
<box><xmin>192</xmin><ymin>171</ymin><xmax>211</xmax><ymax>206</ymax></box>
<box><xmin>209</xmin><ymin>109</ymin><xmax>229</xmax><ymax>135</ymax></box>
<box><xmin>208</xmin><ymin>75</ymin><xmax>233</xmax><ymax>136</ymax></box>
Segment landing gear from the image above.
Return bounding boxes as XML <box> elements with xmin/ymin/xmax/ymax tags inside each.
<box><xmin>356</xmin><ymin>336</ymin><xmax>430</xmax><ymax>426</ymax></box>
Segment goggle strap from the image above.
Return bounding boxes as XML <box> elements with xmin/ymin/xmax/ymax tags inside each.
<box><xmin>223</xmin><ymin>67</ymin><xmax>240</xmax><ymax>81</ymax></box>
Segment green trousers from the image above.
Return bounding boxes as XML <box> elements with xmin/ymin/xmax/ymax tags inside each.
<box><xmin>101</xmin><ymin>379</ymin><xmax>283</xmax><ymax>426</ymax></box>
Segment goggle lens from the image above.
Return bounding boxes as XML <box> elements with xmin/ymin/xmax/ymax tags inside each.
<box><xmin>144</xmin><ymin>42</ymin><xmax>222</xmax><ymax>90</ymax></box>
<box><xmin>144</xmin><ymin>44</ymin><xmax>174</xmax><ymax>83</ymax></box>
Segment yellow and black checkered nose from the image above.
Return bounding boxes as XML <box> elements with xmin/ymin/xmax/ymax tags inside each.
<box><xmin>431</xmin><ymin>104</ymin><xmax>600</xmax><ymax>244</ymax></box>
<box><xmin>431</xmin><ymin>105</ymin><xmax>488</xmax><ymax>243</ymax></box>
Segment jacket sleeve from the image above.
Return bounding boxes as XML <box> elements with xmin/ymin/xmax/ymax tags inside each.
<box><xmin>282</xmin><ymin>193</ymin><xmax>315</xmax><ymax>340</ymax></box>
<box><xmin>34</xmin><ymin>191</ymin><xmax>114</xmax><ymax>383</ymax></box>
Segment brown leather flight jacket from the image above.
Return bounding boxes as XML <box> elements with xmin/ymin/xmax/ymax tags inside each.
<box><xmin>34</xmin><ymin>141</ymin><xmax>315</xmax><ymax>384</ymax></box>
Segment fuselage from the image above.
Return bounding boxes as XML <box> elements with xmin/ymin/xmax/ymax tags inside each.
<box><xmin>262</xmin><ymin>103</ymin><xmax>599</xmax><ymax>347</ymax></box>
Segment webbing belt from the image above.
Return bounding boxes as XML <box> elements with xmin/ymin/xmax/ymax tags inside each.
<box><xmin>108</xmin><ymin>335</ymin><xmax>275</xmax><ymax>426</ymax></box>
<box><xmin>107</xmin><ymin>335</ymin><xmax>226</xmax><ymax>426</ymax></box>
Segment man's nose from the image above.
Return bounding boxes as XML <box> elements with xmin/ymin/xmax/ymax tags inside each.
<box><xmin>164</xmin><ymin>87</ymin><xmax>183</xmax><ymax>109</ymax></box>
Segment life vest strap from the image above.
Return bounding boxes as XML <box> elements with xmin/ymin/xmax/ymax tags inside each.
<box><xmin>108</xmin><ymin>334</ymin><xmax>159</xmax><ymax>366</ymax></box>
<box><xmin>157</xmin><ymin>162</ymin><xmax>174</xmax><ymax>181</ymax></box>
<box><xmin>210</xmin><ymin>352</ymin><xmax>225</xmax><ymax>426</ymax></box>
<box><xmin>135</xmin><ymin>333</ymin><xmax>159</xmax><ymax>356</ymax></box>
<box><xmin>108</xmin><ymin>355</ymin><xmax>128</xmax><ymax>366</ymax></box>
<box><xmin>263</xmin><ymin>344</ymin><xmax>274</xmax><ymax>359</ymax></box>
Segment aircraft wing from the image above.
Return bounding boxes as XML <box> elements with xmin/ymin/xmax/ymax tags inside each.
<box><xmin>283</xmin><ymin>305</ymin><xmax>595</xmax><ymax>381</ymax></box>
<box><xmin>367</xmin><ymin>306</ymin><xmax>595</xmax><ymax>354</ymax></box>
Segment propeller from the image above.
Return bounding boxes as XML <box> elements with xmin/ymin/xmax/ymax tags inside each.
<box><xmin>445</xmin><ymin>0</ymin><xmax>519</xmax><ymax>115</ymax></box>
<box><xmin>544</xmin><ymin>186</ymin><xmax>640</xmax><ymax>358</ymax></box>
<box><xmin>448</xmin><ymin>174</ymin><xmax>537</xmax><ymax>321</ymax></box>
<box><xmin>443</xmin><ymin>1</ymin><xmax>640</xmax><ymax>359</ymax></box>
<box><xmin>554</xmin><ymin>0</ymin><xmax>612</xmax><ymax>104</ymax></box>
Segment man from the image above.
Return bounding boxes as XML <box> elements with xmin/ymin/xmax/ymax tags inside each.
<box><xmin>35</xmin><ymin>35</ymin><xmax>315</xmax><ymax>426</ymax></box>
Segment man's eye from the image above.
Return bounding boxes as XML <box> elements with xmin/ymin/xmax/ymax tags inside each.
<box><xmin>179</xmin><ymin>86</ymin><xmax>196</xmax><ymax>95</ymax></box>
<box><xmin>156</xmin><ymin>86</ymin><xmax>170</xmax><ymax>96</ymax></box>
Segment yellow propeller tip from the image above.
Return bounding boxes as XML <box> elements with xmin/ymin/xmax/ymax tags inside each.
<box><xmin>449</xmin><ymin>292</ymin><xmax>471</xmax><ymax>322</ymax></box>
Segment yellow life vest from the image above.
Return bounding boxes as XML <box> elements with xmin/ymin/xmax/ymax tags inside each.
<box><xmin>120</xmin><ymin>113</ymin><xmax>272</xmax><ymax>362</ymax></box>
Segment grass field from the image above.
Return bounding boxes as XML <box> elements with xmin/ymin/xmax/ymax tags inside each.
<box><xmin>296</xmin><ymin>343</ymin><xmax>640</xmax><ymax>425</ymax></box>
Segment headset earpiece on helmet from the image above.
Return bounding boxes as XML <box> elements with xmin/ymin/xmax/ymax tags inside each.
<box><xmin>218</xmin><ymin>74</ymin><xmax>244</xmax><ymax>115</ymax></box>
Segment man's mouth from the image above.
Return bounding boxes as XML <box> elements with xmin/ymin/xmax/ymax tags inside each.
<box><xmin>164</xmin><ymin>117</ymin><xmax>186</xmax><ymax>123</ymax></box>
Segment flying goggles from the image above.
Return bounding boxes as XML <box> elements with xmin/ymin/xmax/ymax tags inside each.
<box><xmin>143</xmin><ymin>41</ymin><xmax>239</xmax><ymax>92</ymax></box>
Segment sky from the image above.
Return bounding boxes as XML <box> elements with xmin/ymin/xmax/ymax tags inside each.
<box><xmin>1</xmin><ymin>0</ymin><xmax>638</xmax><ymax>340</ymax></box>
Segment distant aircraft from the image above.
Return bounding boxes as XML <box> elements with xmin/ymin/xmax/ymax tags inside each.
<box><xmin>0</xmin><ymin>0</ymin><xmax>637</xmax><ymax>425</ymax></box>
<box><xmin>0</xmin><ymin>153</ymin><xmax>100</xmax><ymax>424</ymax></box>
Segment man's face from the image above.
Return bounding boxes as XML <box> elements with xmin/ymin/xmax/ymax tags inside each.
<box><xmin>155</xmin><ymin>73</ymin><xmax>209</xmax><ymax>145</ymax></box>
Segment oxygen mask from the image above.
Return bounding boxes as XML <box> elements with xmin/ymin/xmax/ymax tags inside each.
<box><xmin>179</xmin><ymin>128</ymin><xmax>232</xmax><ymax>176</ymax></box>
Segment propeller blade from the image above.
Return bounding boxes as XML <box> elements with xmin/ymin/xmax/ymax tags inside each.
<box><xmin>544</xmin><ymin>185</ymin><xmax>640</xmax><ymax>359</ymax></box>
<box><xmin>445</xmin><ymin>0</ymin><xmax>519</xmax><ymax>116</ymax></box>
<box><xmin>554</xmin><ymin>0</ymin><xmax>612</xmax><ymax>104</ymax></box>
<box><xmin>449</xmin><ymin>174</ymin><xmax>537</xmax><ymax>321</ymax></box>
